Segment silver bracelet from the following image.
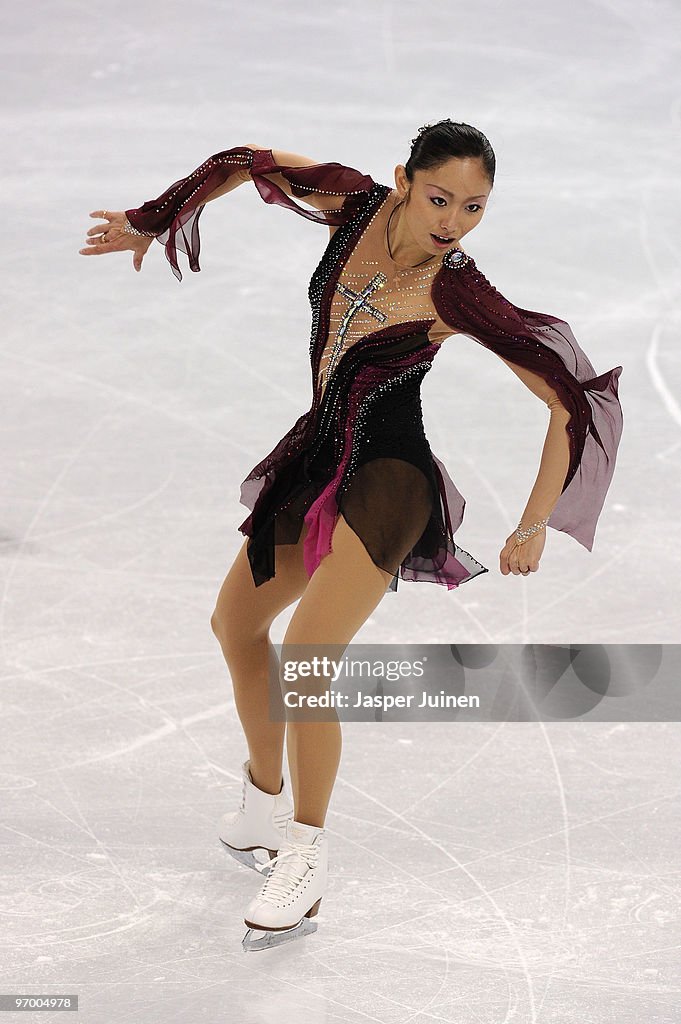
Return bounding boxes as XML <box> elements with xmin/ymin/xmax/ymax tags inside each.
<box><xmin>123</xmin><ymin>217</ymin><xmax>159</xmax><ymax>238</ymax></box>
<box><xmin>516</xmin><ymin>517</ymin><xmax>549</xmax><ymax>544</ymax></box>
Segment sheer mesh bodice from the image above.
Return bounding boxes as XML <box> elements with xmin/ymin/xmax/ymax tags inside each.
<box><xmin>125</xmin><ymin>145</ymin><xmax>623</xmax><ymax>591</ymax></box>
<box><xmin>316</xmin><ymin>189</ymin><xmax>453</xmax><ymax>402</ymax></box>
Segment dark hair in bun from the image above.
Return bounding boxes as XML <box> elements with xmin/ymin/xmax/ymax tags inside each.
<box><xmin>405</xmin><ymin>119</ymin><xmax>495</xmax><ymax>188</ymax></box>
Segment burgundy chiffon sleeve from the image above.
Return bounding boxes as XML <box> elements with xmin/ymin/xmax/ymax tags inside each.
<box><xmin>125</xmin><ymin>146</ymin><xmax>376</xmax><ymax>282</ymax></box>
<box><xmin>432</xmin><ymin>249</ymin><xmax>624</xmax><ymax>552</ymax></box>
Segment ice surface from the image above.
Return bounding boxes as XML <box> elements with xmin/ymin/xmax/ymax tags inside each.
<box><xmin>1</xmin><ymin>0</ymin><xmax>680</xmax><ymax>1021</ymax></box>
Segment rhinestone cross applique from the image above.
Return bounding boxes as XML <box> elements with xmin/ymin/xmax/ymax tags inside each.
<box><xmin>319</xmin><ymin>272</ymin><xmax>388</xmax><ymax>391</ymax></box>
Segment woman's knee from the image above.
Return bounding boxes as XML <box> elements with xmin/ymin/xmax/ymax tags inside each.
<box><xmin>210</xmin><ymin>546</ymin><xmax>274</xmax><ymax>647</ymax></box>
<box><xmin>210</xmin><ymin>536</ymin><xmax>310</xmax><ymax>648</ymax></box>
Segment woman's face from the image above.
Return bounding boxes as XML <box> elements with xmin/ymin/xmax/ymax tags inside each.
<box><xmin>393</xmin><ymin>156</ymin><xmax>492</xmax><ymax>254</ymax></box>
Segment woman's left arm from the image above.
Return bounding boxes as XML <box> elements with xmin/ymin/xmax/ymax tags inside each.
<box><xmin>431</xmin><ymin>250</ymin><xmax>624</xmax><ymax>558</ymax></box>
<box><xmin>496</xmin><ymin>357</ymin><xmax>571</xmax><ymax>576</ymax></box>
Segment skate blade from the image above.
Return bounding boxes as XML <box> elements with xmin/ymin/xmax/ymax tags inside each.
<box><xmin>242</xmin><ymin>917</ymin><xmax>319</xmax><ymax>952</ymax></box>
<box><xmin>219</xmin><ymin>839</ymin><xmax>276</xmax><ymax>876</ymax></box>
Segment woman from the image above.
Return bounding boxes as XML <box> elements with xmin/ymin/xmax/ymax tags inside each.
<box><xmin>80</xmin><ymin>120</ymin><xmax>623</xmax><ymax>952</ymax></box>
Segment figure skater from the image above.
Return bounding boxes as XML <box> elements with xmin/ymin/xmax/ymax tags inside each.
<box><xmin>79</xmin><ymin>119</ymin><xmax>623</xmax><ymax>952</ymax></box>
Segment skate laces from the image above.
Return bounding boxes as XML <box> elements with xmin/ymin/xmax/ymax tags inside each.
<box><xmin>255</xmin><ymin>839</ymin><xmax>320</xmax><ymax>903</ymax></box>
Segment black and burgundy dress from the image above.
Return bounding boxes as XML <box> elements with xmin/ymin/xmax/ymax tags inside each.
<box><xmin>125</xmin><ymin>147</ymin><xmax>623</xmax><ymax>592</ymax></box>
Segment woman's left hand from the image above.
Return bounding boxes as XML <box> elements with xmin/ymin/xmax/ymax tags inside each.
<box><xmin>499</xmin><ymin>530</ymin><xmax>546</xmax><ymax>576</ymax></box>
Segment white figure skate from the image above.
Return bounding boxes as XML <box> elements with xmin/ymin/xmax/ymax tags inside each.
<box><xmin>242</xmin><ymin>819</ymin><xmax>328</xmax><ymax>952</ymax></box>
<box><xmin>218</xmin><ymin>759</ymin><xmax>294</xmax><ymax>877</ymax></box>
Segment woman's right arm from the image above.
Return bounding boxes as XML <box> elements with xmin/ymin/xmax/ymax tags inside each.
<box><xmin>80</xmin><ymin>146</ymin><xmax>256</xmax><ymax>274</ymax></box>
<box><xmin>200</xmin><ymin>144</ymin><xmax>342</xmax><ymax>210</ymax></box>
<box><xmin>82</xmin><ymin>144</ymin><xmax>376</xmax><ymax>280</ymax></box>
<box><xmin>131</xmin><ymin>145</ymin><xmax>376</xmax><ymax>281</ymax></box>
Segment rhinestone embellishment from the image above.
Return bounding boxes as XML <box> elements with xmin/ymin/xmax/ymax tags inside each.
<box><xmin>123</xmin><ymin>218</ymin><xmax>158</xmax><ymax>238</ymax></box>
<box><xmin>443</xmin><ymin>249</ymin><xmax>470</xmax><ymax>270</ymax></box>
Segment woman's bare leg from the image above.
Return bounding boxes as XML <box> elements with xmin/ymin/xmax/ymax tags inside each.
<box><xmin>281</xmin><ymin>514</ymin><xmax>397</xmax><ymax>828</ymax></box>
<box><xmin>210</xmin><ymin>529</ymin><xmax>310</xmax><ymax>795</ymax></box>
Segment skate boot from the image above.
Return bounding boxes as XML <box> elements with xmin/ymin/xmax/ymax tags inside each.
<box><xmin>241</xmin><ymin>818</ymin><xmax>328</xmax><ymax>952</ymax></box>
<box><xmin>218</xmin><ymin>759</ymin><xmax>294</xmax><ymax>876</ymax></box>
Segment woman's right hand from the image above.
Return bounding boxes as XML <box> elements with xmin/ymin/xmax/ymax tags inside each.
<box><xmin>79</xmin><ymin>210</ymin><xmax>155</xmax><ymax>272</ymax></box>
